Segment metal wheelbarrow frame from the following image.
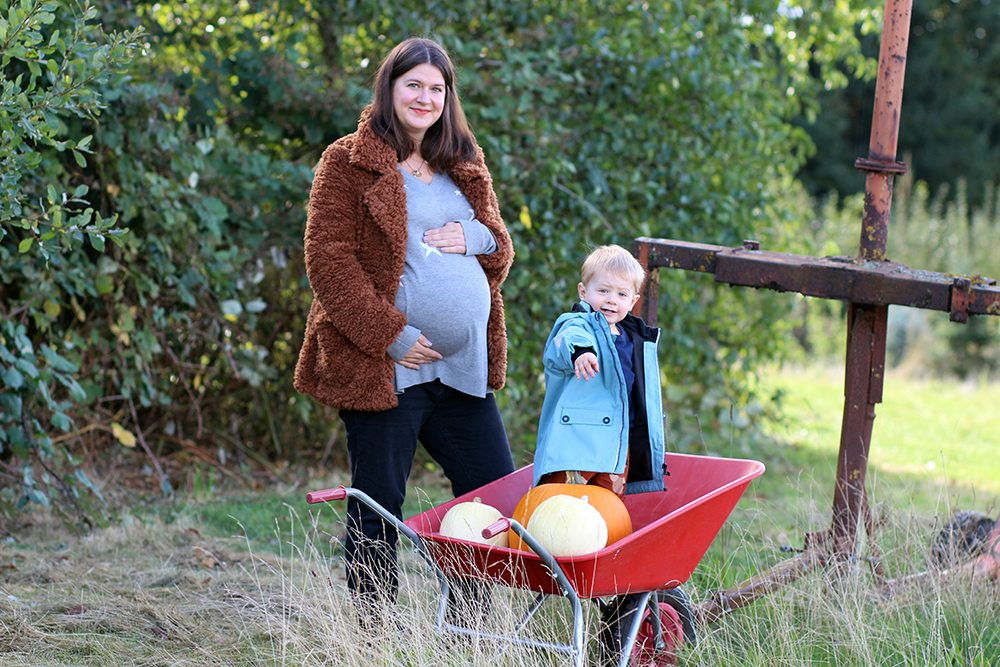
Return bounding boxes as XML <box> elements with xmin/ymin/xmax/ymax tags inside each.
<box><xmin>307</xmin><ymin>451</ymin><xmax>764</xmax><ymax>666</ymax></box>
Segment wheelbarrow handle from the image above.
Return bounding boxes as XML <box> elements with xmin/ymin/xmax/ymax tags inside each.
<box><xmin>303</xmin><ymin>484</ymin><xmax>452</xmax><ymax>619</ymax></box>
<box><xmin>305</xmin><ymin>486</ymin><xmax>348</xmax><ymax>504</ymax></box>
<box><xmin>305</xmin><ymin>485</ymin><xmax>424</xmax><ymax>549</ymax></box>
<box><xmin>482</xmin><ymin>517</ymin><xmax>511</xmax><ymax>540</ymax></box>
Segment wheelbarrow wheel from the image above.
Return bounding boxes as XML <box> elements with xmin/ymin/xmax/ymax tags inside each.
<box><xmin>598</xmin><ymin>588</ymin><xmax>695</xmax><ymax>667</ymax></box>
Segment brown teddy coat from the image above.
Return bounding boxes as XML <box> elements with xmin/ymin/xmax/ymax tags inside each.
<box><xmin>294</xmin><ymin>110</ymin><xmax>514</xmax><ymax>411</ymax></box>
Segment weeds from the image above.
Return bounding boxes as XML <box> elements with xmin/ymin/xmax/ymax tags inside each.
<box><xmin>0</xmin><ymin>469</ymin><xmax>997</xmax><ymax>666</ymax></box>
<box><xmin>1</xmin><ymin>367</ymin><xmax>999</xmax><ymax>666</ymax></box>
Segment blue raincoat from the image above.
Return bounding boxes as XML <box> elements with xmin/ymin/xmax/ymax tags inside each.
<box><xmin>532</xmin><ymin>301</ymin><xmax>666</xmax><ymax>494</ymax></box>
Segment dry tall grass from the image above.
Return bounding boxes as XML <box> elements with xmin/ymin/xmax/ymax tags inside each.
<box><xmin>1</xmin><ymin>489</ymin><xmax>997</xmax><ymax>666</ymax></box>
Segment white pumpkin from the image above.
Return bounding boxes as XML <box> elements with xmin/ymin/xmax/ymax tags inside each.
<box><xmin>526</xmin><ymin>494</ymin><xmax>608</xmax><ymax>557</ymax></box>
<box><xmin>439</xmin><ymin>497</ymin><xmax>508</xmax><ymax>547</ymax></box>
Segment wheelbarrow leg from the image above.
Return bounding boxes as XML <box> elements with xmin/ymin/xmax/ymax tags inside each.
<box><xmin>618</xmin><ymin>591</ymin><xmax>654</xmax><ymax>667</ymax></box>
<box><xmin>502</xmin><ymin>519</ymin><xmax>588</xmax><ymax>667</ymax></box>
<box><xmin>571</xmin><ymin>590</ymin><xmax>585</xmax><ymax>667</ymax></box>
<box><xmin>601</xmin><ymin>589</ymin><xmax>694</xmax><ymax>667</ymax></box>
<box><xmin>474</xmin><ymin>591</ymin><xmax>552</xmax><ymax>663</ymax></box>
<box><xmin>514</xmin><ymin>592</ymin><xmax>549</xmax><ymax>635</ymax></box>
<box><xmin>433</xmin><ymin>576</ymin><xmax>451</xmax><ymax>631</ymax></box>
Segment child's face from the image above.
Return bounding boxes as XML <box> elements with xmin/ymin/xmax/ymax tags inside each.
<box><xmin>578</xmin><ymin>270</ymin><xmax>641</xmax><ymax>329</ymax></box>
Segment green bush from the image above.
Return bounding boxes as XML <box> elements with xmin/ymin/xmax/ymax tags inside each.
<box><xmin>0</xmin><ymin>0</ymin><xmax>141</xmax><ymax>522</ymax></box>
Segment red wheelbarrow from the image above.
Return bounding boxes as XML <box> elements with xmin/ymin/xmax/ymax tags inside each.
<box><xmin>306</xmin><ymin>451</ymin><xmax>764</xmax><ymax>666</ymax></box>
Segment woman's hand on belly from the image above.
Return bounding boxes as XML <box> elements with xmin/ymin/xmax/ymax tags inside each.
<box><xmin>398</xmin><ymin>334</ymin><xmax>443</xmax><ymax>370</ymax></box>
<box><xmin>422</xmin><ymin>221</ymin><xmax>466</xmax><ymax>254</ymax></box>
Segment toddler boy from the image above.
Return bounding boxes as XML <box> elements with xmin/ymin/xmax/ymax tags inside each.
<box><xmin>533</xmin><ymin>245</ymin><xmax>666</xmax><ymax>497</ymax></box>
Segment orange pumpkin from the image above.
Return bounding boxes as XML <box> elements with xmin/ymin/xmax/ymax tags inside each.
<box><xmin>509</xmin><ymin>483</ymin><xmax>632</xmax><ymax>552</ymax></box>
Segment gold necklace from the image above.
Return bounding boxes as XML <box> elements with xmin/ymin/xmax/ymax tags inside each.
<box><xmin>404</xmin><ymin>156</ymin><xmax>427</xmax><ymax>177</ymax></box>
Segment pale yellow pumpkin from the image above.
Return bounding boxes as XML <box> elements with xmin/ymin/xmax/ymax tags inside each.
<box><xmin>526</xmin><ymin>494</ymin><xmax>608</xmax><ymax>557</ymax></box>
<box><xmin>439</xmin><ymin>497</ymin><xmax>508</xmax><ymax>548</ymax></box>
<box><xmin>509</xmin><ymin>483</ymin><xmax>632</xmax><ymax>551</ymax></box>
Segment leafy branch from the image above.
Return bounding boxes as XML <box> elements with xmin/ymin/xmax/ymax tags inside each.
<box><xmin>0</xmin><ymin>0</ymin><xmax>144</xmax><ymax>517</ymax></box>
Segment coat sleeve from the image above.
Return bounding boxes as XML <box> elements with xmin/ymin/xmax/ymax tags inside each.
<box><xmin>543</xmin><ymin>320</ymin><xmax>600</xmax><ymax>375</ymax></box>
<box><xmin>303</xmin><ymin>143</ymin><xmax>408</xmax><ymax>358</ymax></box>
<box><xmin>466</xmin><ymin>149</ymin><xmax>514</xmax><ymax>285</ymax></box>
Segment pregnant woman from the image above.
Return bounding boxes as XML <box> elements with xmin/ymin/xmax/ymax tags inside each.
<box><xmin>294</xmin><ymin>37</ymin><xmax>515</xmax><ymax>627</ymax></box>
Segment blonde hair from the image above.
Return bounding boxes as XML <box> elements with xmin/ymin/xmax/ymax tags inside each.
<box><xmin>580</xmin><ymin>245</ymin><xmax>647</xmax><ymax>293</ymax></box>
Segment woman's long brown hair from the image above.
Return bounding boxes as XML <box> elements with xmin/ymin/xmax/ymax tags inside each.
<box><xmin>369</xmin><ymin>38</ymin><xmax>478</xmax><ymax>171</ymax></box>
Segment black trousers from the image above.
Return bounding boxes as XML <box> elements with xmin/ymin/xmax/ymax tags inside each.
<box><xmin>339</xmin><ymin>380</ymin><xmax>514</xmax><ymax>613</ymax></box>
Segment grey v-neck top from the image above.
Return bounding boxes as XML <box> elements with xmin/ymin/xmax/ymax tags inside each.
<box><xmin>386</xmin><ymin>168</ymin><xmax>498</xmax><ymax>397</ymax></box>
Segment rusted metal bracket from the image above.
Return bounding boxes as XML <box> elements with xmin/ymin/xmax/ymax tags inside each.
<box><xmin>948</xmin><ymin>276</ymin><xmax>1000</xmax><ymax>323</ymax></box>
<box><xmin>950</xmin><ymin>277</ymin><xmax>971</xmax><ymax>323</ymax></box>
<box><xmin>854</xmin><ymin>157</ymin><xmax>907</xmax><ymax>175</ymax></box>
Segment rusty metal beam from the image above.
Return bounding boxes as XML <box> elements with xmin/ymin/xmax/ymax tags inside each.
<box><xmin>634</xmin><ymin>237</ymin><xmax>719</xmax><ymax>273</ymax></box>
<box><xmin>633</xmin><ymin>238</ymin><xmax>1000</xmax><ymax>318</ymax></box>
<box><xmin>695</xmin><ymin>550</ymin><xmax>825</xmax><ymax>624</ymax></box>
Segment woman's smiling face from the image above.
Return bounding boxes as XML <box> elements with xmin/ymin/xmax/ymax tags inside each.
<box><xmin>392</xmin><ymin>63</ymin><xmax>446</xmax><ymax>144</ymax></box>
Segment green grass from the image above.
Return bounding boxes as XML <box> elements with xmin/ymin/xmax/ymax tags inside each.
<box><xmin>761</xmin><ymin>364</ymin><xmax>1000</xmax><ymax>513</ymax></box>
<box><xmin>2</xmin><ymin>366</ymin><xmax>999</xmax><ymax>666</ymax></box>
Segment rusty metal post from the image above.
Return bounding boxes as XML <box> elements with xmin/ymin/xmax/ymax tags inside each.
<box><xmin>831</xmin><ymin>303</ymin><xmax>888</xmax><ymax>554</ymax></box>
<box><xmin>832</xmin><ymin>0</ymin><xmax>911</xmax><ymax>558</ymax></box>
<box><xmin>857</xmin><ymin>0</ymin><xmax>912</xmax><ymax>260</ymax></box>
<box><xmin>633</xmin><ymin>238</ymin><xmax>660</xmax><ymax>323</ymax></box>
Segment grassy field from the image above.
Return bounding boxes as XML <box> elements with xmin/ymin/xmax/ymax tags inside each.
<box><xmin>1</xmin><ymin>365</ymin><xmax>998</xmax><ymax>666</ymax></box>
<box><xmin>761</xmin><ymin>364</ymin><xmax>1000</xmax><ymax>513</ymax></box>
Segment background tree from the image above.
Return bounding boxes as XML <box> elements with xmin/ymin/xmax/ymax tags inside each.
<box><xmin>797</xmin><ymin>0</ymin><xmax>1000</xmax><ymax>210</ymax></box>
<box><xmin>1</xmin><ymin>0</ymin><xmax>876</xmax><ymax>513</ymax></box>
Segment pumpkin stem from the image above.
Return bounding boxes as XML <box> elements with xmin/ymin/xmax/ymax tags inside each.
<box><xmin>567</xmin><ymin>470</ymin><xmax>586</xmax><ymax>485</ymax></box>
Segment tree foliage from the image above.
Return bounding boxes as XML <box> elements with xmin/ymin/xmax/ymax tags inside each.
<box><xmin>0</xmin><ymin>0</ymin><xmax>874</xmax><ymax>514</ymax></box>
<box><xmin>0</xmin><ymin>0</ymin><xmax>141</xmax><ymax>520</ymax></box>
<box><xmin>798</xmin><ymin>0</ymin><xmax>1000</xmax><ymax>209</ymax></box>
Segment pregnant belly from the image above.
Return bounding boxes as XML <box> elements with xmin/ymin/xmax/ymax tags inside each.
<box><xmin>397</xmin><ymin>270</ymin><xmax>491</xmax><ymax>358</ymax></box>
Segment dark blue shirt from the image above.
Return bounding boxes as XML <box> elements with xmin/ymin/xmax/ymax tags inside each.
<box><xmin>614</xmin><ymin>329</ymin><xmax>635</xmax><ymax>429</ymax></box>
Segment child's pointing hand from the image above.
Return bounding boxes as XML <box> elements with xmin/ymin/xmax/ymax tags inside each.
<box><xmin>574</xmin><ymin>352</ymin><xmax>600</xmax><ymax>380</ymax></box>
